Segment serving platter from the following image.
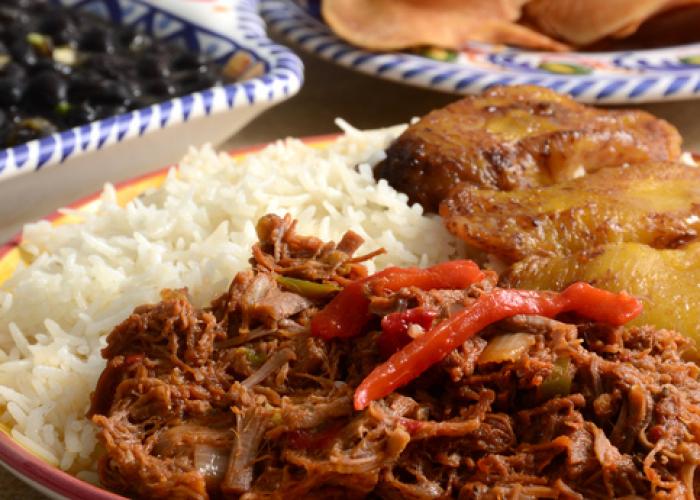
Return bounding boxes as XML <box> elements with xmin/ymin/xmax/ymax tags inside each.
<box><xmin>0</xmin><ymin>136</ymin><xmax>337</xmax><ymax>499</ymax></box>
<box><xmin>261</xmin><ymin>0</ymin><xmax>700</xmax><ymax>103</ymax></box>
<box><xmin>0</xmin><ymin>0</ymin><xmax>304</xmax><ymax>183</ymax></box>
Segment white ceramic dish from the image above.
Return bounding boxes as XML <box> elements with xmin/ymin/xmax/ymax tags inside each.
<box><xmin>262</xmin><ymin>0</ymin><xmax>700</xmax><ymax>104</ymax></box>
<box><xmin>0</xmin><ymin>0</ymin><xmax>303</xmax><ymax>240</ymax></box>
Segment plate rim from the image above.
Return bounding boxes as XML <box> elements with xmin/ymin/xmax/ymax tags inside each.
<box><xmin>261</xmin><ymin>0</ymin><xmax>700</xmax><ymax>103</ymax></box>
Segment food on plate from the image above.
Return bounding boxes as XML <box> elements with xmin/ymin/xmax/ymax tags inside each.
<box><xmin>321</xmin><ymin>0</ymin><xmax>567</xmax><ymax>52</ymax></box>
<box><xmin>2</xmin><ymin>95</ymin><xmax>700</xmax><ymax>498</ymax></box>
<box><xmin>80</xmin><ymin>213</ymin><xmax>657</xmax><ymax>497</ymax></box>
<box><xmin>503</xmin><ymin>242</ymin><xmax>700</xmax><ymax>345</ymax></box>
<box><xmin>440</xmin><ymin>162</ymin><xmax>700</xmax><ymax>263</ymax></box>
<box><xmin>374</xmin><ymin>85</ymin><xmax>682</xmax><ymax>212</ymax></box>
<box><xmin>525</xmin><ymin>0</ymin><xmax>700</xmax><ymax>46</ymax></box>
<box><xmin>89</xmin><ymin>214</ymin><xmax>700</xmax><ymax>498</ymax></box>
<box><xmin>0</xmin><ymin>126</ymin><xmax>461</xmax><ymax>478</ymax></box>
<box><xmin>0</xmin><ymin>1</ymin><xmax>254</xmax><ymax>149</ymax></box>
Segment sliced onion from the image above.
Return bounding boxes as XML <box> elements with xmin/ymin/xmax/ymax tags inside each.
<box><xmin>478</xmin><ymin>333</ymin><xmax>535</xmax><ymax>365</ymax></box>
<box><xmin>241</xmin><ymin>348</ymin><xmax>295</xmax><ymax>389</ymax></box>
<box><xmin>194</xmin><ymin>444</ymin><xmax>229</xmax><ymax>482</ymax></box>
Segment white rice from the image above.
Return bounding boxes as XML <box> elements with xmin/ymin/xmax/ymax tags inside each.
<box><xmin>0</xmin><ymin>122</ymin><xmax>464</xmax><ymax>475</ymax></box>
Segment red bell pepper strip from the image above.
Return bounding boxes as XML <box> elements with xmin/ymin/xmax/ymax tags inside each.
<box><xmin>311</xmin><ymin>260</ymin><xmax>484</xmax><ymax>340</ymax></box>
<box><xmin>369</xmin><ymin>260</ymin><xmax>485</xmax><ymax>295</ymax></box>
<box><xmin>378</xmin><ymin>307</ymin><xmax>437</xmax><ymax>357</ymax></box>
<box><xmin>310</xmin><ymin>280</ymin><xmax>372</xmax><ymax>340</ymax></box>
<box><xmin>354</xmin><ymin>282</ymin><xmax>642</xmax><ymax>410</ymax></box>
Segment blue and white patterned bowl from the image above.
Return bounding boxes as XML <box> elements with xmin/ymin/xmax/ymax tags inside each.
<box><xmin>0</xmin><ymin>0</ymin><xmax>303</xmax><ymax>183</ymax></box>
<box><xmin>262</xmin><ymin>0</ymin><xmax>700</xmax><ymax>104</ymax></box>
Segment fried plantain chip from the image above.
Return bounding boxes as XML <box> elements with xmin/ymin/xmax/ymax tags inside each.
<box><xmin>440</xmin><ymin>162</ymin><xmax>700</xmax><ymax>263</ymax></box>
<box><xmin>375</xmin><ymin>85</ymin><xmax>682</xmax><ymax>212</ymax></box>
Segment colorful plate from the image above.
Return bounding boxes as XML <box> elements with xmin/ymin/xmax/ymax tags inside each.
<box><xmin>0</xmin><ymin>137</ymin><xmax>337</xmax><ymax>499</ymax></box>
<box><xmin>262</xmin><ymin>0</ymin><xmax>700</xmax><ymax>103</ymax></box>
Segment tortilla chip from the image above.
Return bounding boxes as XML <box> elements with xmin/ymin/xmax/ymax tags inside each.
<box><xmin>322</xmin><ymin>0</ymin><xmax>568</xmax><ymax>51</ymax></box>
<box><xmin>526</xmin><ymin>0</ymin><xmax>700</xmax><ymax>46</ymax></box>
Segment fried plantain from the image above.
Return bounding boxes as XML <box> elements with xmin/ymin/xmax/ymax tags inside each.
<box><xmin>374</xmin><ymin>85</ymin><xmax>682</xmax><ymax>212</ymax></box>
<box><xmin>502</xmin><ymin>242</ymin><xmax>700</xmax><ymax>345</ymax></box>
<box><xmin>440</xmin><ymin>162</ymin><xmax>700</xmax><ymax>263</ymax></box>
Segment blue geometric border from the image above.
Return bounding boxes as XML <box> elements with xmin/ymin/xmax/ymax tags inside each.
<box><xmin>261</xmin><ymin>0</ymin><xmax>700</xmax><ymax>104</ymax></box>
<box><xmin>0</xmin><ymin>0</ymin><xmax>304</xmax><ymax>180</ymax></box>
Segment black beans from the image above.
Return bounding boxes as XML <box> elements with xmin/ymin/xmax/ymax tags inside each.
<box><xmin>29</xmin><ymin>59</ymin><xmax>72</xmax><ymax>77</ymax></box>
<box><xmin>0</xmin><ymin>2</ymin><xmax>235</xmax><ymax>149</ymax></box>
<box><xmin>137</xmin><ymin>54</ymin><xmax>171</xmax><ymax>79</ymax></box>
<box><xmin>93</xmin><ymin>104</ymin><xmax>128</xmax><ymax>120</ymax></box>
<box><xmin>171</xmin><ymin>52</ymin><xmax>209</xmax><ymax>72</ymax></box>
<box><xmin>5</xmin><ymin>117</ymin><xmax>57</xmax><ymax>146</ymax></box>
<box><xmin>0</xmin><ymin>62</ymin><xmax>26</xmax><ymax>82</ymax></box>
<box><xmin>143</xmin><ymin>79</ymin><xmax>178</xmax><ymax>98</ymax></box>
<box><xmin>0</xmin><ymin>79</ymin><xmax>22</xmax><ymax>106</ymax></box>
<box><xmin>91</xmin><ymin>81</ymin><xmax>133</xmax><ymax>106</ymax></box>
<box><xmin>38</xmin><ymin>13</ymin><xmax>78</xmax><ymax>47</ymax></box>
<box><xmin>65</xmin><ymin>101</ymin><xmax>96</xmax><ymax>126</ymax></box>
<box><xmin>0</xmin><ymin>7</ymin><xmax>31</xmax><ymax>27</ymax></box>
<box><xmin>23</xmin><ymin>71</ymin><xmax>68</xmax><ymax>109</ymax></box>
<box><xmin>79</xmin><ymin>28</ymin><xmax>115</xmax><ymax>54</ymax></box>
<box><xmin>9</xmin><ymin>39</ymin><xmax>37</xmax><ymax>67</ymax></box>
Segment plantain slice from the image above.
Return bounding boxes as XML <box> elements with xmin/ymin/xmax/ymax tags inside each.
<box><xmin>502</xmin><ymin>241</ymin><xmax>700</xmax><ymax>345</ymax></box>
<box><xmin>440</xmin><ymin>162</ymin><xmax>700</xmax><ymax>263</ymax></box>
<box><xmin>374</xmin><ymin>85</ymin><xmax>682</xmax><ymax>213</ymax></box>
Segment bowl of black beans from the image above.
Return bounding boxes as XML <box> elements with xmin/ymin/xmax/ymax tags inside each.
<box><xmin>0</xmin><ymin>0</ymin><xmax>302</xmax><ymax>185</ymax></box>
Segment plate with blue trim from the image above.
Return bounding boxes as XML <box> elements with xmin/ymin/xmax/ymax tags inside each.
<box><xmin>262</xmin><ymin>0</ymin><xmax>700</xmax><ymax>104</ymax></box>
<box><xmin>0</xmin><ymin>0</ymin><xmax>304</xmax><ymax>183</ymax></box>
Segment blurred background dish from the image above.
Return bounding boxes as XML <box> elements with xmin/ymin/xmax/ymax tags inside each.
<box><xmin>262</xmin><ymin>0</ymin><xmax>700</xmax><ymax>104</ymax></box>
<box><xmin>0</xmin><ymin>0</ymin><xmax>302</xmax><ymax>241</ymax></box>
<box><xmin>0</xmin><ymin>0</ymin><xmax>303</xmax><ymax>234</ymax></box>
<box><xmin>0</xmin><ymin>0</ymin><xmax>304</xmax><ymax>182</ymax></box>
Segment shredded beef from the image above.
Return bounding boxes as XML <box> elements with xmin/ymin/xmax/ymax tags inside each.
<box><xmin>90</xmin><ymin>214</ymin><xmax>700</xmax><ymax>499</ymax></box>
